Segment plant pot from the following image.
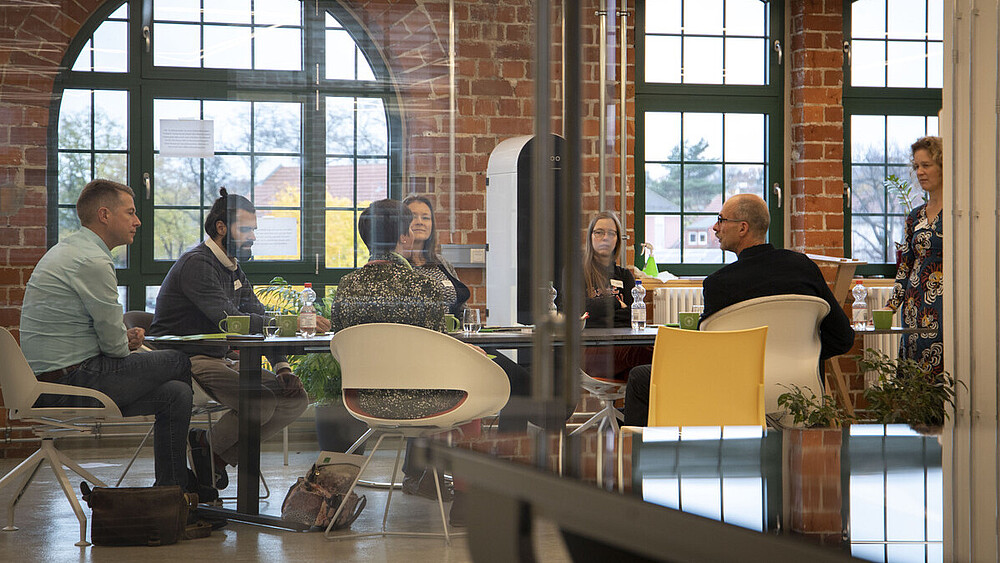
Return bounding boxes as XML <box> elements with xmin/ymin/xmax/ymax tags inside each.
<box><xmin>908</xmin><ymin>423</ymin><xmax>943</xmax><ymax>436</ymax></box>
<box><xmin>315</xmin><ymin>402</ymin><xmax>369</xmax><ymax>454</ymax></box>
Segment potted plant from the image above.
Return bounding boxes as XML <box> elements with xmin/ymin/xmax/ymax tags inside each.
<box><xmin>776</xmin><ymin>384</ymin><xmax>853</xmax><ymax>544</ymax></box>
<box><xmin>257</xmin><ymin>277</ymin><xmax>367</xmax><ymax>453</ymax></box>
<box><xmin>858</xmin><ymin>348</ymin><xmax>962</xmax><ymax>435</ymax></box>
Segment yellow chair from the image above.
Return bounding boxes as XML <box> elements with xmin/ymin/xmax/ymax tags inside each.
<box><xmin>648</xmin><ymin>325</ymin><xmax>767</xmax><ymax>427</ymax></box>
<box><xmin>616</xmin><ymin>326</ymin><xmax>767</xmax><ymax>491</ymax></box>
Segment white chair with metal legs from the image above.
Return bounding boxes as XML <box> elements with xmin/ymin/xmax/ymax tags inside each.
<box><xmin>325</xmin><ymin>323</ymin><xmax>510</xmax><ymax>544</ymax></box>
<box><xmin>0</xmin><ymin>327</ymin><xmax>126</xmax><ymax>546</ymax></box>
<box><xmin>569</xmin><ymin>370</ymin><xmax>626</xmax><ymax>436</ymax></box>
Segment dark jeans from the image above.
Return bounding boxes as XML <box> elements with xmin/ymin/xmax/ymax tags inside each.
<box><xmin>36</xmin><ymin>351</ymin><xmax>194</xmax><ymax>486</ymax></box>
<box><xmin>623</xmin><ymin>364</ymin><xmax>652</xmax><ymax>427</ymax></box>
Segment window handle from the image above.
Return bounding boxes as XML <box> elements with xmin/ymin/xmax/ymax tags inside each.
<box><xmin>773</xmin><ymin>183</ymin><xmax>782</xmax><ymax>208</ymax></box>
<box><xmin>143</xmin><ymin>172</ymin><xmax>151</xmax><ymax>199</ymax></box>
<box><xmin>843</xmin><ymin>40</ymin><xmax>851</xmax><ymax>66</ymax></box>
<box><xmin>844</xmin><ymin>182</ymin><xmax>852</xmax><ymax>209</ymax></box>
<box><xmin>773</xmin><ymin>40</ymin><xmax>783</xmax><ymax>66</ymax></box>
<box><xmin>143</xmin><ymin>26</ymin><xmax>151</xmax><ymax>53</ymax></box>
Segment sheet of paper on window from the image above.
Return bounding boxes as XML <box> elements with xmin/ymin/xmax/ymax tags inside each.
<box><xmin>159</xmin><ymin>119</ymin><xmax>214</xmax><ymax>158</ymax></box>
<box><xmin>253</xmin><ymin>216</ymin><xmax>299</xmax><ymax>259</ymax></box>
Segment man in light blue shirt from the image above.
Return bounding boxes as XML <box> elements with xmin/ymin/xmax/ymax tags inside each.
<box><xmin>20</xmin><ymin>179</ymin><xmax>194</xmax><ymax>489</ymax></box>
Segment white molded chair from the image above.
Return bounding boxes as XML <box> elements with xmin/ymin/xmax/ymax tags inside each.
<box><xmin>699</xmin><ymin>294</ymin><xmax>830</xmax><ymax>425</ymax></box>
<box><xmin>0</xmin><ymin>327</ymin><xmax>125</xmax><ymax>546</ymax></box>
<box><xmin>326</xmin><ymin>323</ymin><xmax>510</xmax><ymax>543</ymax></box>
<box><xmin>569</xmin><ymin>371</ymin><xmax>626</xmax><ymax>436</ymax></box>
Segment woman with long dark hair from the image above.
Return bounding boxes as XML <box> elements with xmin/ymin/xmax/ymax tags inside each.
<box><xmin>403</xmin><ymin>194</ymin><xmax>471</xmax><ymax>316</ymax></box>
<box><xmin>581</xmin><ymin>211</ymin><xmax>653</xmax><ymax>380</ymax></box>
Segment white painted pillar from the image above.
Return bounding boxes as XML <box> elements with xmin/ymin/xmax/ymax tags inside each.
<box><xmin>942</xmin><ymin>0</ymin><xmax>1000</xmax><ymax>560</ymax></box>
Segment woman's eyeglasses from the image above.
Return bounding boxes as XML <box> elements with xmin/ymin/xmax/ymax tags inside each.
<box><xmin>592</xmin><ymin>229</ymin><xmax>618</xmax><ymax>239</ymax></box>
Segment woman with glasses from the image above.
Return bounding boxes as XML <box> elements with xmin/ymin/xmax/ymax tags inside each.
<box><xmin>886</xmin><ymin>136</ymin><xmax>944</xmax><ymax>376</ymax></box>
<box><xmin>581</xmin><ymin>211</ymin><xmax>653</xmax><ymax>380</ymax></box>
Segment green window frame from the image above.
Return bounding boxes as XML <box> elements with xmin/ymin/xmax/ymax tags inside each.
<box><xmin>48</xmin><ymin>0</ymin><xmax>402</xmax><ymax>311</ymax></box>
<box><xmin>843</xmin><ymin>0</ymin><xmax>943</xmax><ymax>278</ymax></box>
<box><xmin>635</xmin><ymin>0</ymin><xmax>784</xmax><ymax>277</ymax></box>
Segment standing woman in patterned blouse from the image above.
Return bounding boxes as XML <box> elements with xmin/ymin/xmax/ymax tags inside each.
<box><xmin>403</xmin><ymin>195</ymin><xmax>471</xmax><ymax>316</ymax></box>
<box><xmin>886</xmin><ymin>136</ymin><xmax>944</xmax><ymax>376</ymax></box>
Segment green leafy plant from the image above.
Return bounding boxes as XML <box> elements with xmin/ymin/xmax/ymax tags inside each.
<box><xmin>257</xmin><ymin>277</ymin><xmax>341</xmax><ymax>404</ymax></box>
<box><xmin>859</xmin><ymin>348</ymin><xmax>962</xmax><ymax>431</ymax></box>
<box><xmin>777</xmin><ymin>384</ymin><xmax>855</xmax><ymax>428</ymax></box>
<box><xmin>884</xmin><ymin>174</ymin><xmax>918</xmax><ymax>215</ymax></box>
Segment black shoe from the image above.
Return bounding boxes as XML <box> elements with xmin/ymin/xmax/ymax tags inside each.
<box><xmin>449</xmin><ymin>491</ymin><xmax>467</xmax><ymax>528</ymax></box>
<box><xmin>185</xmin><ymin>468</ymin><xmax>219</xmax><ymax>503</ymax></box>
<box><xmin>401</xmin><ymin>469</ymin><xmax>454</xmax><ymax>502</ymax></box>
<box><xmin>188</xmin><ymin>428</ymin><xmax>228</xmax><ymax>490</ymax></box>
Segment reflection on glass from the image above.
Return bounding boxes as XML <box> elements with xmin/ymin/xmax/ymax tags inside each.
<box><xmin>154</xmin><ymin>23</ymin><xmax>201</xmax><ymax>67</ymax></box>
<box><xmin>59</xmin><ymin>153</ymin><xmax>91</xmax><ymax>205</ymax></box>
<box><xmin>887</xmin><ymin>42</ymin><xmax>927</xmax><ymax>88</ymax></box>
<box><xmin>93</xmin><ymin>90</ymin><xmax>128</xmax><ymax>150</ymax></box>
<box><xmin>255</xmin><ymin>28</ymin><xmax>301</xmax><ymax>71</ymax></box>
<box><xmin>72</xmin><ymin>7</ymin><xmax>128</xmax><ymax>73</ymax></box>
<box><xmin>851</xmin><ymin>167</ymin><xmax>888</xmax><ymax>215</ymax></box>
<box><xmin>204</xmin><ymin>100</ymin><xmax>251</xmax><ymax>152</ymax></box>
<box><xmin>153</xmin><ymin>156</ymin><xmax>199</xmax><ymax>206</ymax></box>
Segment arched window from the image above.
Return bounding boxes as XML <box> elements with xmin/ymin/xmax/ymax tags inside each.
<box><xmin>51</xmin><ymin>0</ymin><xmax>400</xmax><ymax>309</ymax></box>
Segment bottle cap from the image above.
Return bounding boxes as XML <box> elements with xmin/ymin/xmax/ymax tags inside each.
<box><xmin>304</xmin><ymin>282</ymin><xmax>312</xmax><ymax>288</ymax></box>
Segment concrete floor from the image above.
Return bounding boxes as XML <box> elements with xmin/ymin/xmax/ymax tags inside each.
<box><xmin>0</xmin><ymin>438</ymin><xmax>573</xmax><ymax>562</ymax></box>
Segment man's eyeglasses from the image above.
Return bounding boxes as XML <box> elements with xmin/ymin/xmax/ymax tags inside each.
<box><xmin>592</xmin><ymin>229</ymin><xmax>618</xmax><ymax>239</ymax></box>
<box><xmin>716</xmin><ymin>215</ymin><xmax>742</xmax><ymax>224</ymax></box>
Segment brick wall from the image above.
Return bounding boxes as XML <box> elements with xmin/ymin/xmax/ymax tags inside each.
<box><xmin>788</xmin><ymin>0</ymin><xmax>846</xmax><ymax>256</ymax></box>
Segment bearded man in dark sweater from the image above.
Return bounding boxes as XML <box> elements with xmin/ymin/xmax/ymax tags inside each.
<box><xmin>623</xmin><ymin>194</ymin><xmax>854</xmax><ymax>426</ymax></box>
<box><xmin>150</xmin><ymin>189</ymin><xmax>331</xmax><ymax>491</ymax></box>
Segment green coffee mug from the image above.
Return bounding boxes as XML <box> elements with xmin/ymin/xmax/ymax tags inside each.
<box><xmin>277</xmin><ymin>314</ymin><xmax>298</xmax><ymax>337</ymax></box>
<box><xmin>677</xmin><ymin>312</ymin><xmax>700</xmax><ymax>330</ymax></box>
<box><xmin>872</xmin><ymin>309</ymin><xmax>894</xmax><ymax>330</ymax></box>
<box><xmin>444</xmin><ymin>314</ymin><xmax>461</xmax><ymax>333</ymax></box>
<box><xmin>219</xmin><ymin>315</ymin><xmax>250</xmax><ymax>335</ymax></box>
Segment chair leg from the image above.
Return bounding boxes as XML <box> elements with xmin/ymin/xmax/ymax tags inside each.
<box><xmin>324</xmin><ymin>433</ymin><xmax>388</xmax><ymax>539</ymax></box>
<box><xmin>42</xmin><ymin>441</ymin><xmax>102</xmax><ymax>546</ymax></box>
<box><xmin>430</xmin><ymin>466</ymin><xmax>451</xmax><ymax>545</ymax></box>
<box><xmin>116</xmin><ymin>424</ymin><xmax>154</xmax><ymax>486</ymax></box>
<box><xmin>381</xmin><ymin>438</ymin><xmax>406</xmax><ymax>533</ymax></box>
<box><xmin>345</xmin><ymin>428</ymin><xmax>375</xmax><ymax>455</ymax></box>
<box><xmin>0</xmin><ymin>449</ymin><xmax>46</xmax><ymax>532</ymax></box>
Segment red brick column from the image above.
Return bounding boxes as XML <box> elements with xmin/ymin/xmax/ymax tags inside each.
<box><xmin>788</xmin><ymin>0</ymin><xmax>845</xmax><ymax>256</ymax></box>
<box><xmin>784</xmin><ymin>427</ymin><xmax>844</xmax><ymax>545</ymax></box>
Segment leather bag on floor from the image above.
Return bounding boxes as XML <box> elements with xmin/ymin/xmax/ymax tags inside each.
<box><xmin>281</xmin><ymin>462</ymin><xmax>366</xmax><ymax>530</ymax></box>
<box><xmin>80</xmin><ymin>483</ymin><xmax>195</xmax><ymax>546</ymax></box>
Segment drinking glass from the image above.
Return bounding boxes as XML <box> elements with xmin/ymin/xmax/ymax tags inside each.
<box><xmin>462</xmin><ymin>308</ymin><xmax>482</xmax><ymax>334</ymax></box>
<box><xmin>264</xmin><ymin>311</ymin><xmax>279</xmax><ymax>338</ymax></box>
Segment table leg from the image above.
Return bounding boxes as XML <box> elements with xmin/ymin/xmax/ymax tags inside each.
<box><xmin>237</xmin><ymin>347</ymin><xmax>263</xmax><ymax>514</ymax></box>
<box><xmin>825</xmin><ymin>358</ymin><xmax>855</xmax><ymax>416</ymax></box>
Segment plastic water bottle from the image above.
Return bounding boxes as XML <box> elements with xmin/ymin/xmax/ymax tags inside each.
<box><xmin>298</xmin><ymin>282</ymin><xmax>317</xmax><ymax>337</ymax></box>
<box><xmin>631</xmin><ymin>280</ymin><xmax>646</xmax><ymax>330</ymax></box>
<box><xmin>851</xmin><ymin>280</ymin><xmax>869</xmax><ymax>330</ymax></box>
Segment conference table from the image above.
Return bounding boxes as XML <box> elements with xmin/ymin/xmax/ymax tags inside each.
<box><xmin>146</xmin><ymin>326</ymin><xmax>659</xmax><ymax>527</ymax></box>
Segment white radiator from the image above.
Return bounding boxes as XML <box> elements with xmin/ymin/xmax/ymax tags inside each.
<box><xmin>652</xmin><ymin>287</ymin><xmax>703</xmax><ymax>325</ymax></box>
<box><xmin>654</xmin><ymin>284</ymin><xmax>900</xmax><ymax>388</ymax></box>
<box><xmin>862</xmin><ymin>285</ymin><xmax>900</xmax><ymax>387</ymax></box>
